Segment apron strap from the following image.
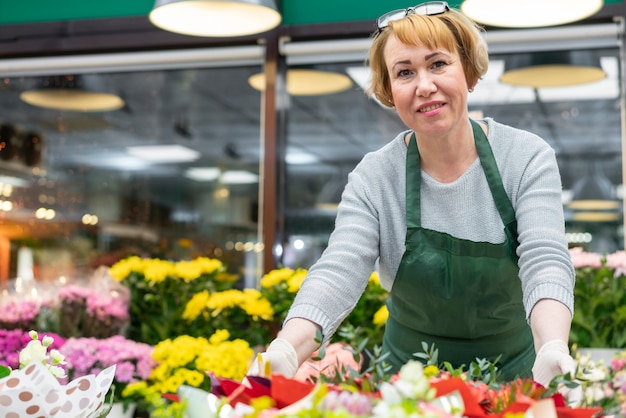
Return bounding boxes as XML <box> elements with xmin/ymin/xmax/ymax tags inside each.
<box><xmin>406</xmin><ymin>120</ymin><xmax>518</xmax><ymax>253</ymax></box>
<box><xmin>471</xmin><ymin>119</ymin><xmax>519</xmax><ymax>256</ymax></box>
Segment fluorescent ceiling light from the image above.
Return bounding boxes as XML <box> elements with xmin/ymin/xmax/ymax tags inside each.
<box><xmin>286</xmin><ymin>150</ymin><xmax>319</xmax><ymax>165</ymax></box>
<box><xmin>83</xmin><ymin>155</ymin><xmax>149</xmax><ymax>170</ymax></box>
<box><xmin>0</xmin><ymin>175</ymin><xmax>29</xmax><ymax>187</ymax></box>
<box><xmin>185</xmin><ymin>167</ymin><xmax>221</xmax><ymax>181</ymax></box>
<box><xmin>126</xmin><ymin>145</ymin><xmax>200</xmax><ymax>163</ymax></box>
<box><xmin>221</xmin><ymin>170</ymin><xmax>259</xmax><ymax>184</ymax></box>
<box><xmin>346</xmin><ymin>56</ymin><xmax>618</xmax><ymax>107</ymax></box>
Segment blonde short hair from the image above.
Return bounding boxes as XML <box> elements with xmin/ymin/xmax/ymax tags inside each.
<box><xmin>367</xmin><ymin>8</ymin><xmax>488</xmax><ymax>108</ymax></box>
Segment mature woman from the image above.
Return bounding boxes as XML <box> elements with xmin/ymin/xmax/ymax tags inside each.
<box><xmin>253</xmin><ymin>1</ymin><xmax>576</xmax><ymax>393</ymax></box>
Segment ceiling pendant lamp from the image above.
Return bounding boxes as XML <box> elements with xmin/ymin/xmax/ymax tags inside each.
<box><xmin>499</xmin><ymin>50</ymin><xmax>606</xmax><ymax>88</ymax></box>
<box><xmin>149</xmin><ymin>0</ymin><xmax>281</xmax><ymax>37</ymax></box>
<box><xmin>248</xmin><ymin>69</ymin><xmax>353</xmax><ymax>96</ymax></box>
<box><xmin>565</xmin><ymin>161</ymin><xmax>621</xmax><ymax>223</ymax></box>
<box><xmin>461</xmin><ymin>0</ymin><xmax>603</xmax><ymax>28</ymax></box>
<box><xmin>568</xmin><ymin>162</ymin><xmax>618</xmax><ymax>210</ymax></box>
<box><xmin>20</xmin><ymin>75</ymin><xmax>125</xmax><ymax>112</ymax></box>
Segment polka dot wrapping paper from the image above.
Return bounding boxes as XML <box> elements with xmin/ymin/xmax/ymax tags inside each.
<box><xmin>0</xmin><ymin>361</ymin><xmax>115</xmax><ymax>418</ymax></box>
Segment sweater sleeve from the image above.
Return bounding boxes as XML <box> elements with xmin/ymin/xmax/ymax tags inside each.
<box><xmin>488</xmin><ymin>120</ymin><xmax>575</xmax><ymax>319</ymax></box>
<box><xmin>284</xmin><ymin>147</ymin><xmax>388</xmax><ymax>343</ymax></box>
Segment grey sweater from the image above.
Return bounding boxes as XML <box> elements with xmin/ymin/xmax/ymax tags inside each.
<box><xmin>286</xmin><ymin>118</ymin><xmax>575</xmax><ymax>342</ymax></box>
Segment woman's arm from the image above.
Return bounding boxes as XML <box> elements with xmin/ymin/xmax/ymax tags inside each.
<box><xmin>529</xmin><ymin>298</ymin><xmax>571</xmax><ymax>351</ymax></box>
<box><xmin>530</xmin><ymin>298</ymin><xmax>578</xmax><ymax>404</ymax></box>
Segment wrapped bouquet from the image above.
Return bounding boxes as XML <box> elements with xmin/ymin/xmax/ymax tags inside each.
<box><xmin>0</xmin><ymin>331</ymin><xmax>116</xmax><ymax>418</ymax></box>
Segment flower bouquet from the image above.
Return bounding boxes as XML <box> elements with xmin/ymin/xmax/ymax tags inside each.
<box><xmin>109</xmin><ymin>256</ymin><xmax>233</xmax><ymax>345</ymax></box>
<box><xmin>572</xmin><ymin>347</ymin><xmax>626</xmax><ymax>415</ymax></box>
<box><xmin>176</xmin><ymin>359</ymin><xmax>603</xmax><ymax>418</ymax></box>
<box><xmin>59</xmin><ymin>335</ymin><xmax>156</xmax><ymax>412</ymax></box>
<box><xmin>0</xmin><ymin>331</ymin><xmax>116</xmax><ymax>418</ymax></box>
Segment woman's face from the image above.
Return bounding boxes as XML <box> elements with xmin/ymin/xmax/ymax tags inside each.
<box><xmin>383</xmin><ymin>34</ymin><xmax>470</xmax><ymax>138</ymax></box>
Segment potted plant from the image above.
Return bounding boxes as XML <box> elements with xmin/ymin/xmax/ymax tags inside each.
<box><xmin>59</xmin><ymin>335</ymin><xmax>156</xmax><ymax>416</ymax></box>
<box><xmin>123</xmin><ymin>330</ymin><xmax>254</xmax><ymax>417</ymax></box>
<box><xmin>108</xmin><ymin>256</ymin><xmax>234</xmax><ymax>345</ymax></box>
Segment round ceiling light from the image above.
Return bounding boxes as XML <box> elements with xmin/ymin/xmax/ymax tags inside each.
<box><xmin>499</xmin><ymin>51</ymin><xmax>607</xmax><ymax>88</ymax></box>
<box><xmin>461</xmin><ymin>0</ymin><xmax>603</xmax><ymax>28</ymax></box>
<box><xmin>149</xmin><ymin>0</ymin><xmax>281</xmax><ymax>37</ymax></box>
<box><xmin>20</xmin><ymin>89</ymin><xmax>125</xmax><ymax>112</ymax></box>
<box><xmin>248</xmin><ymin>69</ymin><xmax>353</xmax><ymax>96</ymax></box>
<box><xmin>500</xmin><ymin>65</ymin><xmax>606</xmax><ymax>88</ymax></box>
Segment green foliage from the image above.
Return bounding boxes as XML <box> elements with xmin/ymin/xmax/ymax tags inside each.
<box><xmin>570</xmin><ymin>259</ymin><xmax>626</xmax><ymax>348</ymax></box>
<box><xmin>413</xmin><ymin>341</ymin><xmax>502</xmax><ymax>385</ymax></box>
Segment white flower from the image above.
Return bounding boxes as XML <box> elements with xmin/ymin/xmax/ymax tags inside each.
<box><xmin>584</xmin><ymin>383</ymin><xmax>607</xmax><ymax>403</ymax></box>
<box><xmin>395</xmin><ymin>360</ymin><xmax>436</xmax><ymax>400</ymax></box>
<box><xmin>49</xmin><ymin>349</ymin><xmax>66</xmax><ymax>365</ymax></box>
<box><xmin>19</xmin><ymin>339</ymin><xmax>47</xmax><ymax>368</ymax></box>
<box><xmin>378</xmin><ymin>381</ymin><xmax>403</xmax><ymax>404</ymax></box>
<box><xmin>18</xmin><ymin>330</ymin><xmax>67</xmax><ymax>379</ymax></box>
<box><xmin>47</xmin><ymin>365</ymin><xmax>67</xmax><ymax>379</ymax></box>
<box><xmin>42</xmin><ymin>335</ymin><xmax>54</xmax><ymax>348</ymax></box>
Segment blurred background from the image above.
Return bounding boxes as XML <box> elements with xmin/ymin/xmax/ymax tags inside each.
<box><xmin>0</xmin><ymin>0</ymin><xmax>624</xmax><ymax>285</ymax></box>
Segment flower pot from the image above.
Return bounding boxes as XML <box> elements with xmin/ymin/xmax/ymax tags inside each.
<box><xmin>107</xmin><ymin>402</ymin><xmax>136</xmax><ymax>418</ymax></box>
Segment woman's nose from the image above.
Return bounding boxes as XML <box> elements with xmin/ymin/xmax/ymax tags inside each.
<box><xmin>415</xmin><ymin>75</ymin><xmax>436</xmax><ymax>97</ymax></box>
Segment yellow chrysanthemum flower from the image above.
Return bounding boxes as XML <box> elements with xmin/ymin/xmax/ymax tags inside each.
<box><xmin>209</xmin><ymin>329</ymin><xmax>231</xmax><ymax>344</ymax></box>
<box><xmin>109</xmin><ymin>256</ymin><xmax>144</xmax><ymax>281</ymax></box>
<box><xmin>183</xmin><ymin>290</ymin><xmax>210</xmax><ymax>321</ymax></box>
<box><xmin>368</xmin><ymin>271</ymin><xmax>380</xmax><ymax>285</ymax></box>
<box><xmin>174</xmin><ymin>260</ymin><xmax>203</xmax><ymax>282</ymax></box>
<box><xmin>240</xmin><ymin>289</ymin><xmax>274</xmax><ymax>320</ymax></box>
<box><xmin>423</xmin><ymin>364</ymin><xmax>439</xmax><ymax>378</ymax></box>
<box><xmin>143</xmin><ymin>259</ymin><xmax>176</xmax><ymax>283</ymax></box>
<box><xmin>207</xmin><ymin>289</ymin><xmax>243</xmax><ymax>314</ymax></box>
<box><xmin>259</xmin><ymin>267</ymin><xmax>296</xmax><ymax>288</ymax></box>
<box><xmin>287</xmin><ymin>268</ymin><xmax>307</xmax><ymax>293</ymax></box>
<box><xmin>373</xmin><ymin>305</ymin><xmax>389</xmax><ymax>327</ymax></box>
<box><xmin>194</xmin><ymin>257</ymin><xmax>224</xmax><ymax>275</ymax></box>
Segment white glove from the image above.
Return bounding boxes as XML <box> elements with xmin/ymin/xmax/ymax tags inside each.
<box><xmin>247</xmin><ymin>338</ymin><xmax>299</xmax><ymax>378</ymax></box>
<box><xmin>532</xmin><ymin>340</ymin><xmax>581</xmax><ymax>406</ymax></box>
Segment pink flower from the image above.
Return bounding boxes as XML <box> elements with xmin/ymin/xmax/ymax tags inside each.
<box><xmin>606</xmin><ymin>251</ymin><xmax>626</xmax><ymax>278</ymax></box>
<box><xmin>569</xmin><ymin>247</ymin><xmax>603</xmax><ymax>268</ymax></box>
<box><xmin>294</xmin><ymin>343</ymin><xmax>361</xmax><ymax>383</ymax></box>
<box><xmin>60</xmin><ymin>335</ymin><xmax>155</xmax><ymax>386</ymax></box>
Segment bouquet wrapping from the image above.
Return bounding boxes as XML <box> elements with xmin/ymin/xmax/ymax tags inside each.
<box><xmin>0</xmin><ymin>361</ymin><xmax>116</xmax><ymax>418</ymax></box>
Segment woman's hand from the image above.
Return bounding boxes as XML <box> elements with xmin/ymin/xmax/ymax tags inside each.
<box><xmin>247</xmin><ymin>338</ymin><xmax>299</xmax><ymax>378</ymax></box>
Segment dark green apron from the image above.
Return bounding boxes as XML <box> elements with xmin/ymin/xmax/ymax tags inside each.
<box><xmin>382</xmin><ymin>119</ymin><xmax>534</xmax><ymax>382</ymax></box>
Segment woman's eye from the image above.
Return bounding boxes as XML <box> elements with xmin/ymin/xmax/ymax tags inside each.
<box><xmin>397</xmin><ymin>69</ymin><xmax>412</xmax><ymax>78</ymax></box>
<box><xmin>431</xmin><ymin>60</ymin><xmax>447</xmax><ymax>70</ymax></box>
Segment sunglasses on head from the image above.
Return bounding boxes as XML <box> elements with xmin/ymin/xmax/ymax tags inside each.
<box><xmin>376</xmin><ymin>1</ymin><xmax>450</xmax><ymax>34</ymax></box>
